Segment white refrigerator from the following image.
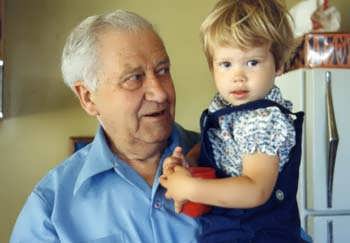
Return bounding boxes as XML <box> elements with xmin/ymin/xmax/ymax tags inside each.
<box><xmin>276</xmin><ymin>68</ymin><xmax>350</xmax><ymax>243</ymax></box>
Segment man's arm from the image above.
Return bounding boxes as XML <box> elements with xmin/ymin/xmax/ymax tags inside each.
<box><xmin>10</xmin><ymin>190</ymin><xmax>59</xmax><ymax>243</ymax></box>
<box><xmin>174</xmin><ymin>123</ymin><xmax>200</xmax><ymax>151</ymax></box>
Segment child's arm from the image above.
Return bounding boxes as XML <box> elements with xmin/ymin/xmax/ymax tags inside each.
<box><xmin>160</xmin><ymin>152</ymin><xmax>279</xmax><ymax>208</ymax></box>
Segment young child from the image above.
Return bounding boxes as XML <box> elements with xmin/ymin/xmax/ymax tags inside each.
<box><xmin>160</xmin><ymin>0</ymin><xmax>307</xmax><ymax>242</ymax></box>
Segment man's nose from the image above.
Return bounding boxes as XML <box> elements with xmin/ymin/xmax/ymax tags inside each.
<box><xmin>144</xmin><ymin>75</ymin><xmax>168</xmax><ymax>102</ymax></box>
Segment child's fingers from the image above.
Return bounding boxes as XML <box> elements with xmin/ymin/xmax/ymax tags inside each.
<box><xmin>165</xmin><ymin>191</ymin><xmax>172</xmax><ymax>200</ymax></box>
<box><xmin>174</xmin><ymin>201</ymin><xmax>184</xmax><ymax>213</ymax></box>
<box><xmin>163</xmin><ymin>157</ymin><xmax>183</xmax><ymax>172</ymax></box>
<box><xmin>159</xmin><ymin>175</ymin><xmax>168</xmax><ymax>187</ymax></box>
<box><xmin>173</xmin><ymin>165</ymin><xmax>189</xmax><ymax>173</ymax></box>
<box><xmin>172</xmin><ymin>146</ymin><xmax>183</xmax><ymax>159</ymax></box>
<box><xmin>163</xmin><ymin>167</ymin><xmax>173</xmax><ymax>176</ymax></box>
<box><xmin>164</xmin><ymin>156</ymin><xmax>182</xmax><ymax>166</ymax></box>
<box><xmin>172</xmin><ymin>146</ymin><xmax>189</xmax><ymax>168</ymax></box>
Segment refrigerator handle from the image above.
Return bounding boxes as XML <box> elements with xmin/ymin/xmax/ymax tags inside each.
<box><xmin>327</xmin><ymin>220</ymin><xmax>334</xmax><ymax>243</ymax></box>
<box><xmin>325</xmin><ymin>71</ymin><xmax>339</xmax><ymax>208</ymax></box>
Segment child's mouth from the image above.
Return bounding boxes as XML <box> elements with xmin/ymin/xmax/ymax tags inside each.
<box><xmin>231</xmin><ymin>90</ymin><xmax>249</xmax><ymax>99</ymax></box>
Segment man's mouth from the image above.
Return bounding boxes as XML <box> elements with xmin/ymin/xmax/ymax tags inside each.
<box><xmin>144</xmin><ymin>109</ymin><xmax>166</xmax><ymax>117</ymax></box>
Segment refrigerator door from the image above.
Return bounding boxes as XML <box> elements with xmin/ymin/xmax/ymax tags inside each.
<box><xmin>305</xmin><ymin>69</ymin><xmax>350</xmax><ymax>211</ymax></box>
<box><xmin>277</xmin><ymin>69</ymin><xmax>350</xmax><ymax>211</ymax></box>
<box><xmin>307</xmin><ymin>215</ymin><xmax>350</xmax><ymax>243</ymax></box>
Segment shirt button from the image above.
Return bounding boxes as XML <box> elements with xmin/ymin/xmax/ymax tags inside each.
<box><xmin>154</xmin><ymin>201</ymin><xmax>162</xmax><ymax>209</ymax></box>
<box><xmin>275</xmin><ymin>189</ymin><xmax>284</xmax><ymax>201</ymax></box>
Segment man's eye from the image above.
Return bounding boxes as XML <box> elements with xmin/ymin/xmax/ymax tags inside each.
<box><xmin>130</xmin><ymin>73</ymin><xmax>144</xmax><ymax>81</ymax></box>
<box><xmin>247</xmin><ymin>60</ymin><xmax>259</xmax><ymax>67</ymax></box>
<box><xmin>156</xmin><ymin>66</ymin><xmax>170</xmax><ymax>76</ymax></box>
<box><xmin>121</xmin><ymin>73</ymin><xmax>144</xmax><ymax>90</ymax></box>
<box><xmin>218</xmin><ymin>61</ymin><xmax>231</xmax><ymax>69</ymax></box>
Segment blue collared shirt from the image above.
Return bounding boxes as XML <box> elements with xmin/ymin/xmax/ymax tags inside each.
<box><xmin>11</xmin><ymin>124</ymin><xmax>200</xmax><ymax>243</ymax></box>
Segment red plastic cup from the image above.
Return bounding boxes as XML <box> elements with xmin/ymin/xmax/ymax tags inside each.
<box><xmin>181</xmin><ymin>166</ymin><xmax>216</xmax><ymax>217</ymax></box>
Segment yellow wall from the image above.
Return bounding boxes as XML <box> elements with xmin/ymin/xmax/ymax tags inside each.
<box><xmin>1</xmin><ymin>0</ymin><xmax>349</xmax><ymax>241</ymax></box>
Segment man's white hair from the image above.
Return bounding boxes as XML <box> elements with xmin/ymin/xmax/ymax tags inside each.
<box><xmin>61</xmin><ymin>10</ymin><xmax>155</xmax><ymax>91</ymax></box>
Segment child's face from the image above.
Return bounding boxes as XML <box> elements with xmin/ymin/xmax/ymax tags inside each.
<box><xmin>212</xmin><ymin>42</ymin><xmax>282</xmax><ymax>106</ymax></box>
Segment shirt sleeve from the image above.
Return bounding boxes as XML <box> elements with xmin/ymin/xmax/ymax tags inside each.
<box><xmin>233</xmin><ymin>107</ymin><xmax>295</xmax><ymax>167</ymax></box>
<box><xmin>10</xmin><ymin>189</ymin><xmax>59</xmax><ymax>243</ymax></box>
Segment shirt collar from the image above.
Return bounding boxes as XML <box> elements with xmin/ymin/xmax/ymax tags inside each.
<box><xmin>73</xmin><ymin>126</ymin><xmax>116</xmax><ymax>195</ymax></box>
<box><xmin>73</xmin><ymin>125</ymin><xmax>181</xmax><ymax>195</ymax></box>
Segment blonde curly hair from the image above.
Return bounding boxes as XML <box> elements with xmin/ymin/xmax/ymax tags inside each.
<box><xmin>200</xmin><ymin>0</ymin><xmax>294</xmax><ymax>70</ymax></box>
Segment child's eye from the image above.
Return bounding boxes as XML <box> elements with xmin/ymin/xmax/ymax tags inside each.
<box><xmin>218</xmin><ymin>61</ymin><xmax>232</xmax><ymax>69</ymax></box>
<box><xmin>247</xmin><ymin>60</ymin><xmax>259</xmax><ymax>67</ymax></box>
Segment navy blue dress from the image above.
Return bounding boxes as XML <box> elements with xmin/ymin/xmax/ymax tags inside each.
<box><xmin>198</xmin><ymin>99</ymin><xmax>306</xmax><ymax>243</ymax></box>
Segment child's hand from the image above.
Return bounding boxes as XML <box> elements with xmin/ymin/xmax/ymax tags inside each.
<box><xmin>160</xmin><ymin>165</ymin><xmax>193</xmax><ymax>212</ymax></box>
<box><xmin>174</xmin><ymin>199</ymin><xmax>186</xmax><ymax>214</ymax></box>
<box><xmin>162</xmin><ymin>146</ymin><xmax>188</xmax><ymax>176</ymax></box>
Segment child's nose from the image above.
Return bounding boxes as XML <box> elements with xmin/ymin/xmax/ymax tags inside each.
<box><xmin>232</xmin><ymin>69</ymin><xmax>247</xmax><ymax>83</ymax></box>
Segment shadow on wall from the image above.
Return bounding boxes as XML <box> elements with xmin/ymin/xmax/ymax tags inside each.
<box><xmin>4</xmin><ymin>73</ymin><xmax>78</xmax><ymax>118</ymax></box>
<box><xmin>3</xmin><ymin>0</ymin><xmax>89</xmax><ymax>118</ymax></box>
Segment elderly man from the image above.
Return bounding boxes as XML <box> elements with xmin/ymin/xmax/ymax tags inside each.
<box><xmin>11</xmin><ymin>10</ymin><xmax>199</xmax><ymax>242</ymax></box>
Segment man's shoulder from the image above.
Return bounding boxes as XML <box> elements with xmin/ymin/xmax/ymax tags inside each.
<box><xmin>33</xmin><ymin>144</ymin><xmax>92</xmax><ymax>198</ymax></box>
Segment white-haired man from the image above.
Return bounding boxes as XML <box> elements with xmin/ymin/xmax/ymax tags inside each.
<box><xmin>11</xmin><ymin>10</ymin><xmax>200</xmax><ymax>243</ymax></box>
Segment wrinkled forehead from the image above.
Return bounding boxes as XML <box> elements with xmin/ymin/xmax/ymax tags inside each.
<box><xmin>95</xmin><ymin>28</ymin><xmax>170</xmax><ymax>81</ymax></box>
<box><xmin>98</xmin><ymin>28</ymin><xmax>167</xmax><ymax>60</ymax></box>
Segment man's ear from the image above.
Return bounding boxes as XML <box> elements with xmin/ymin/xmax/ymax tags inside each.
<box><xmin>73</xmin><ymin>81</ymin><xmax>99</xmax><ymax>116</ymax></box>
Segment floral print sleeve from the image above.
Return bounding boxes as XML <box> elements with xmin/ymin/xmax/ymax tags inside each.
<box><xmin>233</xmin><ymin>107</ymin><xmax>296</xmax><ymax>170</ymax></box>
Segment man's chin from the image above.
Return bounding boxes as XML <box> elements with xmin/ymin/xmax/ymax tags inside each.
<box><xmin>137</xmin><ymin>125</ymin><xmax>173</xmax><ymax>144</ymax></box>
